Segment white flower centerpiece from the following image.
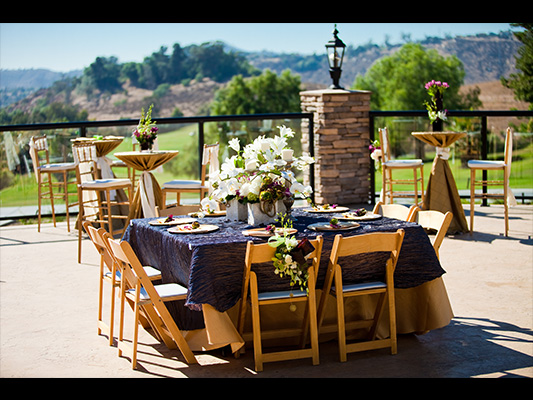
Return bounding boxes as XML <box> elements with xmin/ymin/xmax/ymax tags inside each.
<box><xmin>210</xmin><ymin>125</ymin><xmax>314</xmax><ymax>225</ymax></box>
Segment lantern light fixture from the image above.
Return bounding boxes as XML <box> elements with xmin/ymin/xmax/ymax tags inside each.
<box><xmin>325</xmin><ymin>24</ymin><xmax>346</xmax><ymax>89</ymax></box>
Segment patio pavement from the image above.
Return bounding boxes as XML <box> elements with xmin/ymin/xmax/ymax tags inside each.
<box><xmin>1</xmin><ymin>204</ymin><xmax>532</xmax><ymax>378</ymax></box>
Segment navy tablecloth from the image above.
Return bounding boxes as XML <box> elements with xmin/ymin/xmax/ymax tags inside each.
<box><xmin>123</xmin><ymin>208</ymin><xmax>445</xmax><ymax>330</ymax></box>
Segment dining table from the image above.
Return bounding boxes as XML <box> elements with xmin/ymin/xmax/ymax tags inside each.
<box><xmin>114</xmin><ymin>150</ymin><xmax>179</xmax><ymax>219</ymax></box>
<box><xmin>123</xmin><ymin>207</ymin><xmax>454</xmax><ymax>353</ymax></box>
<box><xmin>412</xmin><ymin>131</ymin><xmax>469</xmax><ymax>234</ymax></box>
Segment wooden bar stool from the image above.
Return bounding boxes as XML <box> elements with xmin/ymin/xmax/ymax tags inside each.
<box><xmin>72</xmin><ymin>140</ymin><xmax>133</xmax><ymax>263</ymax></box>
<box><xmin>29</xmin><ymin>135</ymin><xmax>77</xmax><ymax>232</ymax></box>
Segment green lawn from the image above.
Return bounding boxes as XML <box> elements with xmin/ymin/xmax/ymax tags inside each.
<box><xmin>2</xmin><ymin>131</ymin><xmax>532</xmax><ymax>209</ymax></box>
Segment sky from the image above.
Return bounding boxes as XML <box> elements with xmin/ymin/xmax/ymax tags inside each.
<box><xmin>0</xmin><ymin>22</ymin><xmax>517</xmax><ymax>73</ymax></box>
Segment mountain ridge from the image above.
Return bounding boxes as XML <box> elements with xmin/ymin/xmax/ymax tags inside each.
<box><xmin>0</xmin><ymin>31</ymin><xmax>526</xmax><ymax>120</ymax></box>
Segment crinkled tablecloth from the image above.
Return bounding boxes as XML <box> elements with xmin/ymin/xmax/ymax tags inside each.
<box><xmin>123</xmin><ymin>208</ymin><xmax>445</xmax><ymax>330</ymax></box>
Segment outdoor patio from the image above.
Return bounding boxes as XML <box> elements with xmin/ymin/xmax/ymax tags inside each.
<box><xmin>1</xmin><ymin>203</ymin><xmax>532</xmax><ymax>378</ymax></box>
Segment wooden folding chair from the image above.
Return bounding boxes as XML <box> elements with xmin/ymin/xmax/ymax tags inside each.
<box><xmin>107</xmin><ymin>238</ymin><xmax>197</xmax><ymax>368</ymax></box>
<box><xmin>373</xmin><ymin>201</ymin><xmax>419</xmax><ymax>222</ymax></box>
<box><xmin>29</xmin><ymin>135</ymin><xmax>78</xmax><ymax>232</ymax></box>
<box><xmin>379</xmin><ymin>127</ymin><xmax>424</xmax><ymax>206</ymax></box>
<box><xmin>415</xmin><ymin>210</ymin><xmax>453</xmax><ymax>260</ymax></box>
<box><xmin>236</xmin><ymin>236</ymin><xmax>323</xmax><ymax>372</ymax></box>
<box><xmin>154</xmin><ymin>204</ymin><xmax>201</xmax><ymax>217</ymax></box>
<box><xmin>468</xmin><ymin>127</ymin><xmax>514</xmax><ymax>236</ymax></box>
<box><xmin>161</xmin><ymin>143</ymin><xmax>219</xmax><ymax>207</ymax></box>
<box><xmin>82</xmin><ymin>220</ymin><xmax>161</xmax><ymax>346</ymax></box>
<box><xmin>317</xmin><ymin>229</ymin><xmax>405</xmax><ymax>362</ymax></box>
<box><xmin>72</xmin><ymin>140</ymin><xmax>133</xmax><ymax>263</ymax></box>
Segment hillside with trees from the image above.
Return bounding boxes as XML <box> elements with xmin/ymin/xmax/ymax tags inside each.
<box><xmin>0</xmin><ymin>30</ymin><xmax>528</xmax><ymax>125</ymax></box>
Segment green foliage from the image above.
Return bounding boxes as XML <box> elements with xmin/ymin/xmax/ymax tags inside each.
<box><xmin>501</xmin><ymin>23</ymin><xmax>533</xmax><ymax>105</ymax></box>
<box><xmin>210</xmin><ymin>69</ymin><xmax>301</xmax><ymax>115</ymax></box>
<box><xmin>352</xmin><ymin>43</ymin><xmax>478</xmax><ymax>111</ymax></box>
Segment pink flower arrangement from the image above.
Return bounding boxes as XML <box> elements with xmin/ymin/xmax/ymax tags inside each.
<box><xmin>132</xmin><ymin>104</ymin><xmax>158</xmax><ymax>148</ymax></box>
<box><xmin>424</xmin><ymin>80</ymin><xmax>449</xmax><ymax>123</ymax></box>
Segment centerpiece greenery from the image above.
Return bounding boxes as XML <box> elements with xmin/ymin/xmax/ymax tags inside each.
<box><xmin>424</xmin><ymin>80</ymin><xmax>449</xmax><ymax>123</ymax></box>
<box><xmin>132</xmin><ymin>104</ymin><xmax>158</xmax><ymax>150</ymax></box>
<box><xmin>267</xmin><ymin>214</ymin><xmax>315</xmax><ymax>293</ymax></box>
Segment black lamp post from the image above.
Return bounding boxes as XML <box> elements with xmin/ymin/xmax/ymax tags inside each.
<box><xmin>325</xmin><ymin>24</ymin><xmax>346</xmax><ymax>89</ymax></box>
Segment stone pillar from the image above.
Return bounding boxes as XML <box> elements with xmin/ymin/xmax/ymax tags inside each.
<box><xmin>300</xmin><ymin>89</ymin><xmax>371</xmax><ymax>205</ymax></box>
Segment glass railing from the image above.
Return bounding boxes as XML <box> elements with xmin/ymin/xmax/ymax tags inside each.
<box><xmin>1</xmin><ymin>109</ymin><xmax>531</xmax><ymax>221</ymax></box>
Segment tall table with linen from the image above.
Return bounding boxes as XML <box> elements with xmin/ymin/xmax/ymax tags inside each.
<box><xmin>114</xmin><ymin>151</ymin><xmax>178</xmax><ymax>219</ymax></box>
<box><xmin>412</xmin><ymin>131</ymin><xmax>469</xmax><ymax>234</ymax></box>
<box><xmin>123</xmin><ymin>208</ymin><xmax>454</xmax><ymax>352</ymax></box>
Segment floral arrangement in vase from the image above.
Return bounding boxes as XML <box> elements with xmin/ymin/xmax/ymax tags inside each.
<box><xmin>424</xmin><ymin>80</ymin><xmax>449</xmax><ymax>123</ymax></box>
<box><xmin>210</xmin><ymin>125</ymin><xmax>314</xmax><ymax>224</ymax></box>
<box><xmin>132</xmin><ymin>104</ymin><xmax>158</xmax><ymax>151</ymax></box>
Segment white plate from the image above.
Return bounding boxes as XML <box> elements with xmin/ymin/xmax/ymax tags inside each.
<box><xmin>243</xmin><ymin>227</ymin><xmax>298</xmax><ymax>237</ymax></box>
<box><xmin>149</xmin><ymin>217</ymin><xmax>197</xmax><ymax>226</ymax></box>
<box><xmin>308</xmin><ymin>222</ymin><xmax>360</xmax><ymax>231</ymax></box>
<box><xmin>188</xmin><ymin>210</ymin><xmax>226</xmax><ymax>217</ymax></box>
<box><xmin>168</xmin><ymin>224</ymin><xmax>219</xmax><ymax>234</ymax></box>
<box><xmin>304</xmin><ymin>206</ymin><xmax>350</xmax><ymax>213</ymax></box>
<box><xmin>338</xmin><ymin>212</ymin><xmax>382</xmax><ymax>221</ymax></box>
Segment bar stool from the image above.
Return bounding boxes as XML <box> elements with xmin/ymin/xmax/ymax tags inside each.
<box><xmin>379</xmin><ymin>127</ymin><xmax>424</xmax><ymax>206</ymax></box>
<box><xmin>468</xmin><ymin>127</ymin><xmax>515</xmax><ymax>236</ymax></box>
<box><xmin>72</xmin><ymin>140</ymin><xmax>133</xmax><ymax>263</ymax></box>
<box><xmin>161</xmin><ymin>143</ymin><xmax>219</xmax><ymax>207</ymax></box>
<box><xmin>29</xmin><ymin>135</ymin><xmax>77</xmax><ymax>232</ymax></box>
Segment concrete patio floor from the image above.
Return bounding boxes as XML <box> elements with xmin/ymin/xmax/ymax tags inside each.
<box><xmin>1</xmin><ymin>204</ymin><xmax>532</xmax><ymax>378</ymax></box>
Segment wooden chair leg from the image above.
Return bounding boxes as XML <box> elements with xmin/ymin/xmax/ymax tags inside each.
<box><xmin>307</xmin><ymin>272</ymin><xmax>319</xmax><ymax>366</ymax></box>
<box><xmin>250</xmin><ymin>273</ymin><xmax>263</xmax><ymax>372</ymax></box>
<box><xmin>37</xmin><ymin>180</ymin><xmax>43</xmax><ymax>233</ymax></box>
<box><xmin>470</xmin><ymin>168</ymin><xmax>475</xmax><ymax>234</ymax></box>
<box><xmin>48</xmin><ymin>173</ymin><xmax>57</xmax><ymax>228</ymax></box>
<box><xmin>63</xmin><ymin>171</ymin><xmax>71</xmax><ymax>232</ymax></box>
<box><xmin>334</xmin><ymin>265</ymin><xmax>347</xmax><ymax>363</ymax></box>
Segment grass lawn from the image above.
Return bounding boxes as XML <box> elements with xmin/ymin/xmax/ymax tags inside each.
<box><xmin>2</xmin><ymin>131</ymin><xmax>532</xmax><ymax>209</ymax></box>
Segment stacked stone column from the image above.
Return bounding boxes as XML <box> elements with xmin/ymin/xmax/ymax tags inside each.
<box><xmin>300</xmin><ymin>89</ymin><xmax>371</xmax><ymax>205</ymax></box>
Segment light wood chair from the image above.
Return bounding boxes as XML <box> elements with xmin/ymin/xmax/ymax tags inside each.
<box><xmin>29</xmin><ymin>135</ymin><xmax>78</xmax><ymax>232</ymax></box>
<box><xmin>468</xmin><ymin>127</ymin><xmax>514</xmax><ymax>236</ymax></box>
<box><xmin>236</xmin><ymin>236</ymin><xmax>323</xmax><ymax>372</ymax></box>
<box><xmin>107</xmin><ymin>238</ymin><xmax>197</xmax><ymax>368</ymax></box>
<box><xmin>373</xmin><ymin>201</ymin><xmax>419</xmax><ymax>222</ymax></box>
<box><xmin>82</xmin><ymin>221</ymin><xmax>161</xmax><ymax>346</ymax></box>
<box><xmin>154</xmin><ymin>204</ymin><xmax>201</xmax><ymax>217</ymax></box>
<box><xmin>161</xmin><ymin>143</ymin><xmax>219</xmax><ymax>207</ymax></box>
<box><xmin>379</xmin><ymin>127</ymin><xmax>424</xmax><ymax>206</ymax></box>
<box><xmin>72</xmin><ymin>140</ymin><xmax>133</xmax><ymax>263</ymax></box>
<box><xmin>317</xmin><ymin>229</ymin><xmax>405</xmax><ymax>362</ymax></box>
<box><xmin>415</xmin><ymin>210</ymin><xmax>453</xmax><ymax>260</ymax></box>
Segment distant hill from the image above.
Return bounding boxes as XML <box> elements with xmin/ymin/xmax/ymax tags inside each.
<box><xmin>0</xmin><ymin>30</ymin><xmax>525</xmax><ymax>119</ymax></box>
<box><xmin>246</xmin><ymin>31</ymin><xmax>523</xmax><ymax>88</ymax></box>
<box><xmin>0</xmin><ymin>68</ymin><xmax>82</xmax><ymax>90</ymax></box>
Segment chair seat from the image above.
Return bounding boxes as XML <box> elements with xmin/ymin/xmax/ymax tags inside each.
<box><xmin>127</xmin><ymin>283</ymin><xmax>188</xmax><ymax>302</ymax></box>
<box><xmin>257</xmin><ymin>289</ymin><xmax>308</xmax><ymax>301</ymax></box>
<box><xmin>105</xmin><ymin>266</ymin><xmax>161</xmax><ymax>281</ymax></box>
<box><xmin>384</xmin><ymin>159</ymin><xmax>423</xmax><ymax>167</ymax></box>
<box><xmin>80</xmin><ymin>178</ymin><xmax>131</xmax><ymax>189</ymax></box>
<box><xmin>162</xmin><ymin>179</ymin><xmax>206</xmax><ymax>190</ymax></box>
<box><xmin>332</xmin><ymin>281</ymin><xmax>386</xmax><ymax>294</ymax></box>
<box><xmin>38</xmin><ymin>162</ymin><xmax>77</xmax><ymax>172</ymax></box>
<box><xmin>467</xmin><ymin>159</ymin><xmax>505</xmax><ymax>169</ymax></box>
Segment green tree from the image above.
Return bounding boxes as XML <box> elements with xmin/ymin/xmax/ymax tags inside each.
<box><xmin>352</xmin><ymin>43</ymin><xmax>475</xmax><ymax>111</ymax></box>
<box><xmin>501</xmin><ymin>23</ymin><xmax>533</xmax><ymax>107</ymax></box>
<box><xmin>210</xmin><ymin>69</ymin><xmax>301</xmax><ymax>115</ymax></box>
<box><xmin>187</xmin><ymin>42</ymin><xmax>258</xmax><ymax>83</ymax></box>
<box><xmin>80</xmin><ymin>56</ymin><xmax>122</xmax><ymax>95</ymax></box>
